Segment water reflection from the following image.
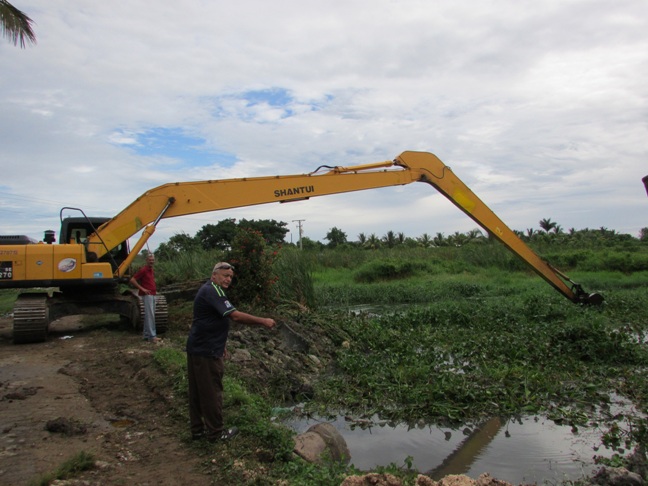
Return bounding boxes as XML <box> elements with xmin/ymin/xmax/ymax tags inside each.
<box><xmin>284</xmin><ymin>413</ymin><xmax>615</xmax><ymax>484</ymax></box>
<box><xmin>429</xmin><ymin>416</ymin><xmax>502</xmax><ymax>479</ymax></box>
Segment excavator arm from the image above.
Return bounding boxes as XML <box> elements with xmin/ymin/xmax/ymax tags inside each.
<box><xmin>85</xmin><ymin>151</ymin><xmax>600</xmax><ymax>304</ymax></box>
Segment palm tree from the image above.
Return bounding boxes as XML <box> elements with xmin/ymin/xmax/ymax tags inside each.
<box><xmin>382</xmin><ymin>231</ymin><xmax>397</xmax><ymax>249</ymax></box>
<box><xmin>417</xmin><ymin>233</ymin><xmax>432</xmax><ymax>248</ymax></box>
<box><xmin>365</xmin><ymin>233</ymin><xmax>381</xmax><ymax>250</ymax></box>
<box><xmin>539</xmin><ymin>218</ymin><xmax>557</xmax><ymax>234</ymax></box>
<box><xmin>1</xmin><ymin>0</ymin><xmax>36</xmax><ymax>47</ymax></box>
<box><xmin>466</xmin><ymin>228</ymin><xmax>484</xmax><ymax>242</ymax></box>
<box><xmin>433</xmin><ymin>232</ymin><xmax>447</xmax><ymax>247</ymax></box>
<box><xmin>448</xmin><ymin>231</ymin><xmax>469</xmax><ymax>247</ymax></box>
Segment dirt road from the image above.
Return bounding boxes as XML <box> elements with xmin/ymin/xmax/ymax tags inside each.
<box><xmin>0</xmin><ymin>316</ymin><xmax>211</xmax><ymax>486</ymax></box>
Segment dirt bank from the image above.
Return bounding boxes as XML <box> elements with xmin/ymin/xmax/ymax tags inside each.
<box><xmin>0</xmin><ymin>315</ymin><xmax>211</xmax><ymax>486</ymax></box>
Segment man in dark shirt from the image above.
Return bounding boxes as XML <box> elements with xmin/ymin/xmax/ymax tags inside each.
<box><xmin>186</xmin><ymin>262</ymin><xmax>276</xmax><ymax>442</ymax></box>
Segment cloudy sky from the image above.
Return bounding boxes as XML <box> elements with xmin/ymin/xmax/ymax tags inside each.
<box><xmin>2</xmin><ymin>0</ymin><xmax>647</xmax><ymax>250</ymax></box>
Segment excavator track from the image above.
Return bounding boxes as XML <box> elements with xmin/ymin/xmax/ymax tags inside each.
<box><xmin>137</xmin><ymin>295</ymin><xmax>168</xmax><ymax>334</ymax></box>
<box><xmin>13</xmin><ymin>293</ymin><xmax>50</xmax><ymax>344</ymax></box>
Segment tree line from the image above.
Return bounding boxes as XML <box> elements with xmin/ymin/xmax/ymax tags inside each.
<box><xmin>318</xmin><ymin>218</ymin><xmax>645</xmax><ymax>250</ymax></box>
<box><xmin>154</xmin><ymin>216</ymin><xmax>647</xmax><ymax>259</ymax></box>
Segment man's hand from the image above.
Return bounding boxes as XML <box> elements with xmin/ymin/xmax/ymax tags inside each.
<box><xmin>262</xmin><ymin>318</ymin><xmax>276</xmax><ymax>329</ymax></box>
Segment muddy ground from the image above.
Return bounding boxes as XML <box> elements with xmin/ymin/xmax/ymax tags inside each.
<box><xmin>0</xmin><ymin>315</ymin><xmax>214</xmax><ymax>486</ymax></box>
<box><xmin>0</xmin><ymin>297</ymin><xmax>343</xmax><ymax>486</ymax></box>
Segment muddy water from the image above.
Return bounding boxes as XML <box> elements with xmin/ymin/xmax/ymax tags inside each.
<box><xmin>285</xmin><ymin>414</ymin><xmax>617</xmax><ymax>484</ymax></box>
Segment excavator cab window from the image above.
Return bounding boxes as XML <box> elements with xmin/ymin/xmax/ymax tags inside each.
<box><xmin>60</xmin><ymin>217</ymin><xmax>129</xmax><ymax>271</ymax></box>
<box><xmin>72</xmin><ymin>229</ymin><xmax>87</xmax><ymax>244</ymax></box>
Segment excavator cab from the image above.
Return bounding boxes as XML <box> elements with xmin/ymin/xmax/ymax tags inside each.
<box><xmin>59</xmin><ymin>217</ymin><xmax>129</xmax><ymax>272</ymax></box>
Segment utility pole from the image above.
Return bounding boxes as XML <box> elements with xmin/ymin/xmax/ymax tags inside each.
<box><xmin>292</xmin><ymin>219</ymin><xmax>305</xmax><ymax>250</ymax></box>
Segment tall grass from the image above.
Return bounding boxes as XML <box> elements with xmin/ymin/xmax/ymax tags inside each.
<box><xmin>273</xmin><ymin>248</ymin><xmax>316</xmax><ymax>308</ymax></box>
<box><xmin>155</xmin><ymin>248</ymin><xmax>225</xmax><ymax>286</ymax></box>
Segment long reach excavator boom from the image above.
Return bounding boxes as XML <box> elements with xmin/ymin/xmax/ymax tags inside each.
<box><xmin>0</xmin><ymin>151</ymin><xmax>602</xmax><ymax>343</ymax></box>
<box><xmin>90</xmin><ymin>151</ymin><xmax>600</xmax><ymax>304</ymax></box>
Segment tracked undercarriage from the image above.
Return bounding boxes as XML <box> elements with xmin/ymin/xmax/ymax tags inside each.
<box><xmin>12</xmin><ymin>288</ymin><xmax>168</xmax><ymax>344</ymax></box>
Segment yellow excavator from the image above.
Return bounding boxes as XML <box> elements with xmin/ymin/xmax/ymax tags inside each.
<box><xmin>0</xmin><ymin>151</ymin><xmax>602</xmax><ymax>343</ymax></box>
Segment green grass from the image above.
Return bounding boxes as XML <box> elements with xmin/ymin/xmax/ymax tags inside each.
<box><xmin>28</xmin><ymin>451</ymin><xmax>96</xmax><ymax>486</ymax></box>
<box><xmin>305</xmin><ymin>270</ymin><xmax>648</xmax><ymax>433</ymax></box>
<box><xmin>0</xmin><ymin>288</ymin><xmax>19</xmax><ymax>315</ymax></box>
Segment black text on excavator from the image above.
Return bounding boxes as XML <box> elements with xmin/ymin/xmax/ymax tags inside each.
<box><xmin>0</xmin><ymin>151</ymin><xmax>603</xmax><ymax>344</ymax></box>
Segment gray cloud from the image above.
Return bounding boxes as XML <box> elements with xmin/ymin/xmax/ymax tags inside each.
<box><xmin>1</xmin><ymin>0</ymin><xmax>647</xmax><ymax>248</ymax></box>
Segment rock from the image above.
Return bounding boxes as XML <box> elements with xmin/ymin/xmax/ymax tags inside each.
<box><xmin>293</xmin><ymin>430</ymin><xmax>327</xmax><ymax>463</ymax></box>
<box><xmin>475</xmin><ymin>473</ymin><xmax>513</xmax><ymax>486</ymax></box>
<box><xmin>416</xmin><ymin>475</ymin><xmax>437</xmax><ymax>485</ymax></box>
<box><xmin>44</xmin><ymin>417</ymin><xmax>88</xmax><ymax>436</ymax></box>
<box><xmin>437</xmin><ymin>474</ymin><xmax>477</xmax><ymax>486</ymax></box>
<box><xmin>340</xmin><ymin>472</ymin><xmax>402</xmax><ymax>485</ymax></box>
<box><xmin>591</xmin><ymin>466</ymin><xmax>644</xmax><ymax>486</ymax></box>
<box><xmin>293</xmin><ymin>422</ymin><xmax>350</xmax><ymax>465</ymax></box>
<box><xmin>340</xmin><ymin>473</ymin><xmax>514</xmax><ymax>486</ymax></box>
<box><xmin>230</xmin><ymin>349</ymin><xmax>252</xmax><ymax>362</ymax></box>
<box><xmin>308</xmin><ymin>422</ymin><xmax>350</xmax><ymax>462</ymax></box>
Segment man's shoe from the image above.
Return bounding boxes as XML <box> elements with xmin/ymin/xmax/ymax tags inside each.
<box><xmin>191</xmin><ymin>431</ymin><xmax>205</xmax><ymax>441</ymax></box>
<box><xmin>221</xmin><ymin>427</ymin><xmax>239</xmax><ymax>441</ymax></box>
<box><xmin>208</xmin><ymin>427</ymin><xmax>239</xmax><ymax>443</ymax></box>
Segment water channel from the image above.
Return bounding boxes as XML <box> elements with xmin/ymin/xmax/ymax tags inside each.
<box><xmin>284</xmin><ymin>412</ymin><xmax>619</xmax><ymax>484</ymax></box>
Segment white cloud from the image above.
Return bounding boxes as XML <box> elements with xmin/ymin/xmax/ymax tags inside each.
<box><xmin>1</xmin><ymin>0</ymin><xmax>647</xmax><ymax>248</ymax></box>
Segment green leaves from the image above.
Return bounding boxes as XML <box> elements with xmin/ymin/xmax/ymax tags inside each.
<box><xmin>310</xmin><ymin>286</ymin><xmax>648</xmax><ymax>426</ymax></box>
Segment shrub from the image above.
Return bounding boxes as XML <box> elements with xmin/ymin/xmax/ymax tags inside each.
<box><xmin>226</xmin><ymin>228</ymin><xmax>278</xmax><ymax>309</ymax></box>
<box><xmin>353</xmin><ymin>259</ymin><xmax>419</xmax><ymax>283</ymax></box>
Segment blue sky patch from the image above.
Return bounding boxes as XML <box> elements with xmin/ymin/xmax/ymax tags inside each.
<box><xmin>209</xmin><ymin>88</ymin><xmax>331</xmax><ymax>121</ymax></box>
<box><xmin>119</xmin><ymin>127</ymin><xmax>236</xmax><ymax>167</ymax></box>
<box><xmin>240</xmin><ymin>88</ymin><xmax>296</xmax><ymax>119</ymax></box>
<box><xmin>243</xmin><ymin>87</ymin><xmax>293</xmax><ymax>108</ymax></box>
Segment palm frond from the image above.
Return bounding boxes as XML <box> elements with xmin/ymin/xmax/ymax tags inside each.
<box><xmin>1</xmin><ymin>0</ymin><xmax>37</xmax><ymax>48</ymax></box>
